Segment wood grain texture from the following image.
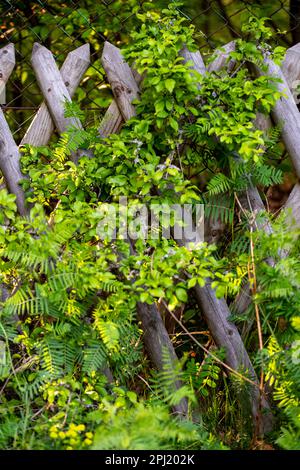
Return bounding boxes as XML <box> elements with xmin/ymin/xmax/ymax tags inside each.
<box><xmin>239</xmin><ymin>43</ymin><xmax>300</xmax><ymax>234</ymax></box>
<box><xmin>282</xmin><ymin>42</ymin><xmax>300</xmax><ymax>90</ymax></box>
<box><xmin>22</xmin><ymin>44</ymin><xmax>90</xmax><ymax>146</ymax></box>
<box><xmin>180</xmin><ymin>47</ymin><xmax>206</xmax><ymax>76</ymax></box>
<box><xmin>98</xmin><ymin>70</ymin><xmax>142</xmax><ymax>138</ymax></box>
<box><xmin>0</xmin><ymin>108</ymin><xmax>27</xmax><ymax>215</ymax></box>
<box><xmin>208</xmin><ymin>40</ymin><xmax>236</xmax><ymax>73</ymax></box>
<box><xmin>0</xmin><ymin>44</ymin><xmax>23</xmax><ymax>302</ymax></box>
<box><xmin>0</xmin><ymin>44</ymin><xmax>28</xmax><ymax>216</ymax></box>
<box><xmin>98</xmin><ymin>100</ymin><xmax>123</xmax><ymax>138</ymax></box>
<box><xmin>253</xmin><ymin>112</ymin><xmax>273</xmax><ymax>133</ymax></box>
<box><xmin>238</xmin><ymin>186</ymin><xmax>273</xmax><ymax>236</ymax></box>
<box><xmin>249</xmin><ymin>43</ymin><xmax>300</xmax><ymax>230</ymax></box>
<box><xmin>284</xmin><ymin>182</ymin><xmax>300</xmax><ymax>227</ymax></box>
<box><xmin>135</xmin><ymin>300</ymin><xmax>188</xmax><ymax>417</ymax></box>
<box><xmin>101</xmin><ymin>41</ymin><xmax>139</xmax><ymax>122</ymax></box>
<box><xmin>31</xmin><ymin>43</ymin><xmax>82</xmax><ymax>135</ymax></box>
<box><xmin>254</xmin><ymin>55</ymin><xmax>300</xmax><ymax>178</ymax></box>
<box><xmin>252</xmin><ymin>43</ymin><xmax>300</xmax><ymax>231</ymax></box>
<box><xmin>281</xmin><ymin>43</ymin><xmax>300</xmax><ymax>226</ymax></box>
<box><xmin>0</xmin><ymin>43</ymin><xmax>15</xmax><ymax>85</ymax></box>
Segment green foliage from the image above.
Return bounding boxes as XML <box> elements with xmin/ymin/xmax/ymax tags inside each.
<box><xmin>92</xmin><ymin>394</ymin><xmax>227</xmax><ymax>450</ymax></box>
<box><xmin>0</xmin><ymin>2</ymin><xmax>299</xmax><ymax>451</ymax></box>
<box><xmin>227</xmin><ymin>212</ymin><xmax>300</xmax><ymax>448</ymax></box>
<box><xmin>184</xmin><ymin>354</ymin><xmax>222</xmax><ymax>398</ymax></box>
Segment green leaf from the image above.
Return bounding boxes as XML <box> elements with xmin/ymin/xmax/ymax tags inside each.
<box><xmin>165</xmin><ymin>78</ymin><xmax>176</xmax><ymax>93</ymax></box>
<box><xmin>175</xmin><ymin>287</ymin><xmax>188</xmax><ymax>303</ymax></box>
<box><xmin>188</xmin><ymin>277</ymin><xmax>197</xmax><ymax>289</ymax></box>
<box><xmin>169</xmin><ymin>117</ymin><xmax>179</xmax><ymax>132</ymax></box>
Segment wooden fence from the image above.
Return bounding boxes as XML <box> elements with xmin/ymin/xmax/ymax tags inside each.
<box><xmin>1</xmin><ymin>38</ymin><xmax>300</xmax><ymax>431</ymax></box>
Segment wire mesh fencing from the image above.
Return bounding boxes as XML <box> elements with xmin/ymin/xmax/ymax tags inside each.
<box><xmin>0</xmin><ymin>0</ymin><xmax>142</xmax><ymax>140</ymax></box>
<box><xmin>0</xmin><ymin>0</ymin><xmax>299</xmax><ymax>142</ymax></box>
<box><xmin>177</xmin><ymin>1</ymin><xmax>295</xmax><ymax>49</ymax></box>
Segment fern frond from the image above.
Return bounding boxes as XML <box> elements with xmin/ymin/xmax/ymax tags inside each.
<box><xmin>207</xmin><ymin>173</ymin><xmax>231</xmax><ymax>196</ymax></box>
<box><xmin>39</xmin><ymin>337</ymin><xmax>77</xmax><ymax>376</ymax></box>
<box><xmin>204</xmin><ymin>194</ymin><xmax>234</xmax><ymax>225</ymax></box>
<box><xmin>26</xmin><ymin>371</ymin><xmax>52</xmax><ymax>400</ymax></box>
<box><xmin>82</xmin><ymin>340</ymin><xmax>107</xmax><ymax>373</ymax></box>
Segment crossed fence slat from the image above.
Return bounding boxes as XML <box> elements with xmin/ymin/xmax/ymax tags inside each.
<box><xmin>31</xmin><ymin>43</ymin><xmax>83</xmax><ymax>154</ymax></box>
<box><xmin>0</xmin><ymin>44</ymin><xmax>27</xmax><ymax>215</ymax></box>
<box><xmin>0</xmin><ymin>44</ymin><xmax>15</xmax><ymax>84</ymax></box>
<box><xmin>98</xmin><ymin>66</ymin><xmax>142</xmax><ymax>138</ymax></box>
<box><xmin>101</xmin><ymin>41</ymin><xmax>139</xmax><ymax>122</ymax></box>
<box><xmin>22</xmin><ymin>44</ymin><xmax>90</xmax><ymax>146</ymax></box>
<box><xmin>0</xmin><ymin>43</ymin><xmax>91</xmax><ymax>213</ymax></box>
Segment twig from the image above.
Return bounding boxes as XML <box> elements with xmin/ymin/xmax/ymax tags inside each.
<box><xmin>249</xmin><ymin>225</ymin><xmax>265</xmax><ymax>437</ymax></box>
<box><xmin>161</xmin><ymin>299</ymin><xmax>261</xmax><ymax>390</ymax></box>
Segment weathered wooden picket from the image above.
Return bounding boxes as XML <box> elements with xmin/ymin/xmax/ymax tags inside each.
<box><xmin>1</xmin><ymin>38</ymin><xmax>300</xmax><ymax>432</ymax></box>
